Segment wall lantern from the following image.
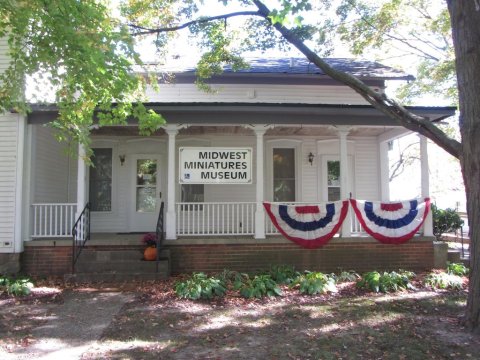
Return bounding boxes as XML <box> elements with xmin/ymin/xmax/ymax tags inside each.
<box><xmin>119</xmin><ymin>154</ymin><xmax>126</xmax><ymax>166</ymax></box>
<box><xmin>308</xmin><ymin>152</ymin><xmax>315</xmax><ymax>166</ymax></box>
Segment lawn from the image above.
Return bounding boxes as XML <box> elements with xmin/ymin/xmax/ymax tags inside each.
<box><xmin>1</xmin><ymin>275</ymin><xmax>479</xmax><ymax>360</ymax></box>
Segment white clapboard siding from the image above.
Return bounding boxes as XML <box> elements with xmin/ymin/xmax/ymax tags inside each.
<box><xmin>33</xmin><ymin>126</ymin><xmax>72</xmax><ymax>203</ymax></box>
<box><xmin>353</xmin><ymin>137</ymin><xmax>380</xmax><ymax>200</ymax></box>
<box><xmin>147</xmin><ymin>83</ymin><xmax>371</xmax><ymax>105</ymax></box>
<box><xmin>0</xmin><ymin>114</ymin><xmax>19</xmax><ymax>246</ymax></box>
<box><xmin>301</xmin><ymin>139</ymin><xmax>318</xmax><ymax>202</ymax></box>
<box><xmin>0</xmin><ymin>36</ymin><xmax>9</xmax><ymax>74</ymax></box>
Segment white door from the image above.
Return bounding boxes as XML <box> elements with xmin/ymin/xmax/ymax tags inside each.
<box><xmin>130</xmin><ymin>155</ymin><xmax>162</xmax><ymax>232</ymax></box>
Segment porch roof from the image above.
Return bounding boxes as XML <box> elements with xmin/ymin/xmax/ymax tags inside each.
<box><xmin>28</xmin><ymin>103</ymin><xmax>456</xmax><ymax>127</ymax></box>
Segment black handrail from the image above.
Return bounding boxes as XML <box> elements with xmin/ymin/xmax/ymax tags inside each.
<box><xmin>155</xmin><ymin>202</ymin><xmax>165</xmax><ymax>273</ymax></box>
<box><xmin>72</xmin><ymin>203</ymin><xmax>91</xmax><ymax>274</ymax></box>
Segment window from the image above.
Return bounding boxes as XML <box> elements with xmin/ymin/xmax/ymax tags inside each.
<box><xmin>181</xmin><ymin>184</ymin><xmax>204</xmax><ymax>210</ymax></box>
<box><xmin>89</xmin><ymin>148</ymin><xmax>112</xmax><ymax>212</ymax></box>
<box><xmin>136</xmin><ymin>159</ymin><xmax>157</xmax><ymax>213</ymax></box>
<box><xmin>273</xmin><ymin>148</ymin><xmax>296</xmax><ymax>202</ymax></box>
<box><xmin>327</xmin><ymin>160</ymin><xmax>341</xmax><ymax>201</ymax></box>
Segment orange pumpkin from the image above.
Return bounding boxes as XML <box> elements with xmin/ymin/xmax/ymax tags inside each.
<box><xmin>144</xmin><ymin>246</ymin><xmax>157</xmax><ymax>261</ymax></box>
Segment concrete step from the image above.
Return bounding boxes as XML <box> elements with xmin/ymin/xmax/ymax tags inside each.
<box><xmin>75</xmin><ymin>258</ymin><xmax>169</xmax><ymax>273</ymax></box>
<box><xmin>447</xmin><ymin>250</ymin><xmax>461</xmax><ymax>263</ymax></box>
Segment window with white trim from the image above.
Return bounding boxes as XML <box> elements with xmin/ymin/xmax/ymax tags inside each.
<box><xmin>273</xmin><ymin>148</ymin><xmax>296</xmax><ymax>202</ymax></box>
<box><xmin>89</xmin><ymin>148</ymin><xmax>112</xmax><ymax>211</ymax></box>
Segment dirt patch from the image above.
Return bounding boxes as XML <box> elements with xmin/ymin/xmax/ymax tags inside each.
<box><xmin>81</xmin><ymin>278</ymin><xmax>480</xmax><ymax>360</ymax></box>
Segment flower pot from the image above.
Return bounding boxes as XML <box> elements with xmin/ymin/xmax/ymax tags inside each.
<box><xmin>144</xmin><ymin>246</ymin><xmax>157</xmax><ymax>261</ymax></box>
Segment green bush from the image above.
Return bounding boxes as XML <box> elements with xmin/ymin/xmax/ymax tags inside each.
<box><xmin>238</xmin><ymin>274</ymin><xmax>282</xmax><ymax>298</ymax></box>
<box><xmin>293</xmin><ymin>271</ymin><xmax>337</xmax><ymax>295</ymax></box>
<box><xmin>217</xmin><ymin>269</ymin><xmax>243</xmax><ymax>285</ymax></box>
<box><xmin>447</xmin><ymin>262</ymin><xmax>469</xmax><ymax>276</ymax></box>
<box><xmin>432</xmin><ymin>204</ymin><xmax>464</xmax><ymax>240</ymax></box>
<box><xmin>0</xmin><ymin>276</ymin><xmax>34</xmax><ymax>296</ymax></box>
<box><xmin>175</xmin><ymin>272</ymin><xmax>227</xmax><ymax>300</ymax></box>
<box><xmin>357</xmin><ymin>270</ymin><xmax>416</xmax><ymax>293</ymax></box>
<box><xmin>333</xmin><ymin>270</ymin><xmax>361</xmax><ymax>283</ymax></box>
<box><xmin>424</xmin><ymin>272</ymin><xmax>464</xmax><ymax>290</ymax></box>
<box><xmin>268</xmin><ymin>265</ymin><xmax>300</xmax><ymax>285</ymax></box>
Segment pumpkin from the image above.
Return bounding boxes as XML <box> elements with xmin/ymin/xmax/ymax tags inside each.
<box><xmin>144</xmin><ymin>246</ymin><xmax>157</xmax><ymax>261</ymax></box>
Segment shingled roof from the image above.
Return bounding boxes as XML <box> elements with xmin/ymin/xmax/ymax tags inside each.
<box><xmin>151</xmin><ymin>57</ymin><xmax>414</xmax><ymax>81</ymax></box>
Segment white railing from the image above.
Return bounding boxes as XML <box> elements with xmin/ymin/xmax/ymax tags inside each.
<box><xmin>176</xmin><ymin>202</ymin><xmax>256</xmax><ymax>236</ymax></box>
<box><xmin>32</xmin><ymin>203</ymin><xmax>77</xmax><ymax>238</ymax></box>
<box><xmin>350</xmin><ymin>212</ymin><xmax>365</xmax><ymax>235</ymax></box>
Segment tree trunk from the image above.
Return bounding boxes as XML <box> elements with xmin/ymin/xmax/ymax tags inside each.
<box><xmin>447</xmin><ymin>0</ymin><xmax>480</xmax><ymax>333</ymax></box>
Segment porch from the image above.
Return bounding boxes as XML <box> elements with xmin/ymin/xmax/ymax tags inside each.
<box><xmin>30</xmin><ymin>201</ymin><xmax>368</xmax><ymax>239</ymax></box>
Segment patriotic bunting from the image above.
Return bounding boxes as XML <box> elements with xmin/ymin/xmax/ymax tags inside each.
<box><xmin>263</xmin><ymin>201</ymin><xmax>349</xmax><ymax>249</ymax></box>
<box><xmin>350</xmin><ymin>198</ymin><xmax>431</xmax><ymax>244</ymax></box>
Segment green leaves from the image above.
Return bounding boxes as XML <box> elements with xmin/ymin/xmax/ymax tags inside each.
<box><xmin>293</xmin><ymin>271</ymin><xmax>337</xmax><ymax>295</ymax></box>
<box><xmin>238</xmin><ymin>274</ymin><xmax>283</xmax><ymax>298</ymax></box>
<box><xmin>0</xmin><ymin>276</ymin><xmax>34</xmax><ymax>297</ymax></box>
<box><xmin>0</xmin><ymin>0</ymin><xmax>164</xmax><ymax>151</ymax></box>
<box><xmin>175</xmin><ymin>272</ymin><xmax>227</xmax><ymax>300</ymax></box>
<box><xmin>357</xmin><ymin>270</ymin><xmax>416</xmax><ymax>293</ymax></box>
<box><xmin>432</xmin><ymin>204</ymin><xmax>464</xmax><ymax>240</ymax></box>
<box><xmin>424</xmin><ymin>272</ymin><xmax>464</xmax><ymax>290</ymax></box>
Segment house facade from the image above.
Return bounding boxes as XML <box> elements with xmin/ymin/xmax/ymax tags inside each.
<box><xmin>0</xmin><ymin>47</ymin><xmax>455</xmax><ymax>276</ymax></box>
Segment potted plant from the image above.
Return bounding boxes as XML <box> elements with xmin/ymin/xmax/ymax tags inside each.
<box><xmin>141</xmin><ymin>232</ymin><xmax>157</xmax><ymax>261</ymax></box>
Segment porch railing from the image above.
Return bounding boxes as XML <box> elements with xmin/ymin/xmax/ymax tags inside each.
<box><xmin>31</xmin><ymin>203</ymin><xmax>77</xmax><ymax>238</ymax></box>
<box><xmin>176</xmin><ymin>202</ymin><xmax>256</xmax><ymax>236</ymax></box>
<box><xmin>155</xmin><ymin>202</ymin><xmax>165</xmax><ymax>273</ymax></box>
<box><xmin>72</xmin><ymin>203</ymin><xmax>91</xmax><ymax>273</ymax></box>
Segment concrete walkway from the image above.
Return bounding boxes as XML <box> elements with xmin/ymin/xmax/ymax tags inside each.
<box><xmin>8</xmin><ymin>290</ymin><xmax>134</xmax><ymax>360</ymax></box>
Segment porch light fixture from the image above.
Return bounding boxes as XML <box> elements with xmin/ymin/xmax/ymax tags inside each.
<box><xmin>119</xmin><ymin>154</ymin><xmax>126</xmax><ymax>166</ymax></box>
<box><xmin>308</xmin><ymin>152</ymin><xmax>315</xmax><ymax>166</ymax></box>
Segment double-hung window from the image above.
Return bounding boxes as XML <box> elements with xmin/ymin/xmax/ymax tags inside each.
<box><xmin>273</xmin><ymin>148</ymin><xmax>296</xmax><ymax>202</ymax></box>
<box><xmin>89</xmin><ymin>148</ymin><xmax>112</xmax><ymax>212</ymax></box>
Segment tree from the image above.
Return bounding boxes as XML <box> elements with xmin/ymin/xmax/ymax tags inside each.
<box><xmin>334</xmin><ymin>0</ymin><xmax>456</xmax><ymax>105</ymax></box>
<box><xmin>0</xmin><ymin>0</ymin><xmax>479</xmax><ymax>332</ymax></box>
<box><xmin>0</xmin><ymin>0</ymin><xmax>164</xmax><ymax>153</ymax></box>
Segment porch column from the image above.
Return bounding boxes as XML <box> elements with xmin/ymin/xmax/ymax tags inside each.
<box><xmin>338</xmin><ymin>128</ymin><xmax>351</xmax><ymax>237</ymax></box>
<box><xmin>165</xmin><ymin>126</ymin><xmax>178</xmax><ymax>240</ymax></box>
<box><xmin>419</xmin><ymin>135</ymin><xmax>433</xmax><ymax>236</ymax></box>
<box><xmin>76</xmin><ymin>143</ymin><xmax>88</xmax><ymax>218</ymax></box>
<box><xmin>379</xmin><ymin>141</ymin><xmax>390</xmax><ymax>201</ymax></box>
<box><xmin>254</xmin><ymin>127</ymin><xmax>267</xmax><ymax>239</ymax></box>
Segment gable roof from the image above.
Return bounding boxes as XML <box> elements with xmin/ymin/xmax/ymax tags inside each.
<box><xmin>149</xmin><ymin>57</ymin><xmax>414</xmax><ymax>81</ymax></box>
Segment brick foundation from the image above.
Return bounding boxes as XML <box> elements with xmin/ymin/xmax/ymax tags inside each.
<box><xmin>166</xmin><ymin>238</ymin><xmax>434</xmax><ymax>274</ymax></box>
<box><xmin>21</xmin><ymin>237</ymin><xmax>434</xmax><ymax>277</ymax></box>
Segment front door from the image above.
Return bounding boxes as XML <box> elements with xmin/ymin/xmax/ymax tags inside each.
<box><xmin>130</xmin><ymin>155</ymin><xmax>162</xmax><ymax>232</ymax></box>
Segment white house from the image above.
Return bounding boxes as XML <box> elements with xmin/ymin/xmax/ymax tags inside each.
<box><xmin>0</xmin><ymin>43</ymin><xmax>455</xmax><ymax>277</ymax></box>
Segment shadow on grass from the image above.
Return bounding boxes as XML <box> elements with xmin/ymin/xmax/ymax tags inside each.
<box><xmin>83</xmin><ymin>290</ymin><xmax>479</xmax><ymax>360</ymax></box>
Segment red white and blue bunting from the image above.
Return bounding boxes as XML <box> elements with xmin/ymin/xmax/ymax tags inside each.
<box><xmin>350</xmin><ymin>198</ymin><xmax>431</xmax><ymax>244</ymax></box>
<box><xmin>263</xmin><ymin>201</ymin><xmax>349</xmax><ymax>249</ymax></box>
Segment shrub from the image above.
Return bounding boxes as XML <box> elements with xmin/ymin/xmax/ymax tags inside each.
<box><xmin>447</xmin><ymin>262</ymin><xmax>469</xmax><ymax>276</ymax></box>
<box><xmin>268</xmin><ymin>265</ymin><xmax>300</xmax><ymax>285</ymax></box>
<box><xmin>238</xmin><ymin>274</ymin><xmax>282</xmax><ymax>298</ymax></box>
<box><xmin>432</xmin><ymin>204</ymin><xmax>464</xmax><ymax>240</ymax></box>
<box><xmin>357</xmin><ymin>270</ymin><xmax>415</xmax><ymax>293</ymax></box>
<box><xmin>424</xmin><ymin>272</ymin><xmax>464</xmax><ymax>290</ymax></box>
<box><xmin>333</xmin><ymin>270</ymin><xmax>361</xmax><ymax>283</ymax></box>
<box><xmin>0</xmin><ymin>276</ymin><xmax>34</xmax><ymax>296</ymax></box>
<box><xmin>175</xmin><ymin>272</ymin><xmax>227</xmax><ymax>300</ymax></box>
<box><xmin>217</xmin><ymin>269</ymin><xmax>243</xmax><ymax>284</ymax></box>
<box><xmin>293</xmin><ymin>271</ymin><xmax>337</xmax><ymax>295</ymax></box>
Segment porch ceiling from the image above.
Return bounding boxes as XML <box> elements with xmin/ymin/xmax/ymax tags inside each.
<box><xmin>90</xmin><ymin>125</ymin><xmax>397</xmax><ymax>137</ymax></box>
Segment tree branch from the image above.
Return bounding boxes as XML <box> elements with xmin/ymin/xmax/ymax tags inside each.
<box><xmin>252</xmin><ymin>0</ymin><xmax>461</xmax><ymax>159</ymax></box>
<box><xmin>128</xmin><ymin>11</ymin><xmax>262</xmax><ymax>36</ymax></box>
